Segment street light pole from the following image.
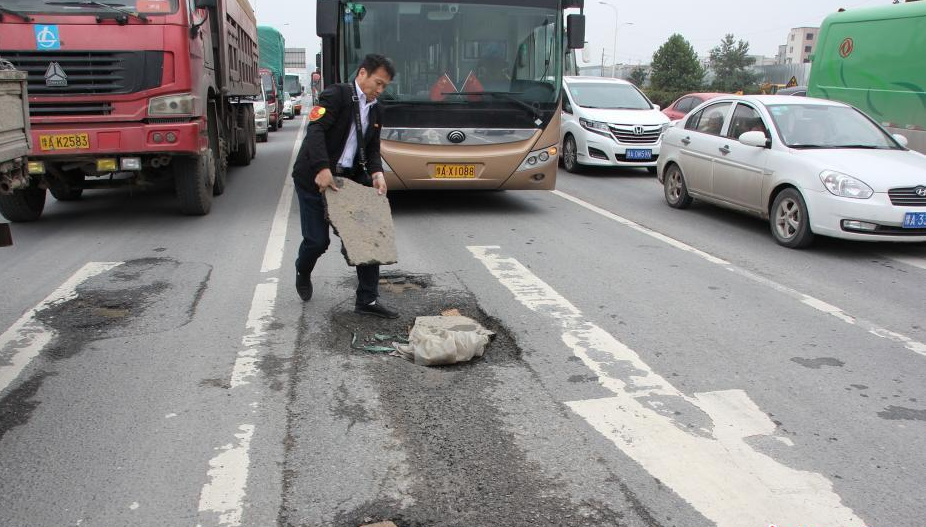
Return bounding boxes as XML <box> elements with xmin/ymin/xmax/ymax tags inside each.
<box><xmin>598</xmin><ymin>1</ymin><xmax>618</xmax><ymax>78</ymax></box>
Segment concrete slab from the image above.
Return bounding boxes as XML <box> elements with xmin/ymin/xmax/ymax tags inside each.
<box><xmin>324</xmin><ymin>177</ymin><xmax>397</xmax><ymax>266</ymax></box>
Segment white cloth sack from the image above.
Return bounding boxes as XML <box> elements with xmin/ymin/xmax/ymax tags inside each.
<box><xmin>394</xmin><ymin>316</ymin><xmax>494</xmax><ymax>366</ymax></box>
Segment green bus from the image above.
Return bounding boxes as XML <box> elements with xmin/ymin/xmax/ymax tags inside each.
<box><xmin>807</xmin><ymin>1</ymin><xmax>926</xmax><ymax>154</ymax></box>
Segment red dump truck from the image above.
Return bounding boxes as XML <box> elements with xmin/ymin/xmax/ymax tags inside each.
<box><xmin>0</xmin><ymin>0</ymin><xmax>260</xmax><ymax>219</ymax></box>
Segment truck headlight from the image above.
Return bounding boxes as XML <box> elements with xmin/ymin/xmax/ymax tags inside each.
<box><xmin>148</xmin><ymin>93</ymin><xmax>195</xmax><ymax>116</ymax></box>
<box><xmin>820</xmin><ymin>170</ymin><xmax>873</xmax><ymax>199</ymax></box>
<box><xmin>255</xmin><ymin>107</ymin><xmax>267</xmax><ymax>118</ymax></box>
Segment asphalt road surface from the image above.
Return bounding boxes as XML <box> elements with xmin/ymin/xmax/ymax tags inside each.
<box><xmin>2</xmin><ymin>119</ymin><xmax>925</xmax><ymax>527</ymax></box>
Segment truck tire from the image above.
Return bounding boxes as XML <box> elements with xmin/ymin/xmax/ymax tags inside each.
<box><xmin>208</xmin><ymin>104</ymin><xmax>228</xmax><ymax>196</ymax></box>
<box><xmin>0</xmin><ymin>188</ymin><xmax>46</xmax><ymax>222</ymax></box>
<box><xmin>174</xmin><ymin>150</ymin><xmax>215</xmax><ymax>215</ymax></box>
<box><xmin>229</xmin><ymin>106</ymin><xmax>254</xmax><ymax>167</ymax></box>
<box><xmin>49</xmin><ymin>169</ymin><xmax>85</xmax><ymax>201</ymax></box>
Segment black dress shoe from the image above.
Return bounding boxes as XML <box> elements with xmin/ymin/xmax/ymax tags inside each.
<box><xmin>354</xmin><ymin>300</ymin><xmax>399</xmax><ymax>319</ymax></box>
<box><xmin>296</xmin><ymin>271</ymin><xmax>313</xmax><ymax>301</ymax></box>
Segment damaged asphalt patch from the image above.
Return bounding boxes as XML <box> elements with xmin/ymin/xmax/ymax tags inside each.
<box><xmin>279</xmin><ymin>272</ymin><xmax>627</xmax><ymax>527</ymax></box>
<box><xmin>0</xmin><ymin>258</ymin><xmax>212</xmax><ymax>436</ymax></box>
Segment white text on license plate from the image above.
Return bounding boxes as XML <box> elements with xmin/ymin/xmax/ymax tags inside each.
<box><xmin>903</xmin><ymin>212</ymin><xmax>926</xmax><ymax>228</ymax></box>
<box><xmin>433</xmin><ymin>164</ymin><xmax>476</xmax><ymax>178</ymax></box>
<box><xmin>626</xmin><ymin>149</ymin><xmax>652</xmax><ymax>160</ymax></box>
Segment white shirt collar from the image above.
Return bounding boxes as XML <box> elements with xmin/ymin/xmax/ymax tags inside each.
<box><xmin>354</xmin><ymin>80</ymin><xmax>376</xmax><ymax>107</ymax></box>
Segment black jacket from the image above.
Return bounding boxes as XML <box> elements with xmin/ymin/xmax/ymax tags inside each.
<box><xmin>292</xmin><ymin>83</ymin><xmax>384</xmax><ymax>191</ymax></box>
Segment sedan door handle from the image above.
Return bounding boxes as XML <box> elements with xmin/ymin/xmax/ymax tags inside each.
<box><xmin>719</xmin><ymin>145</ymin><xmax>731</xmax><ymax>155</ymax></box>
<box><xmin>681</xmin><ymin>137</ymin><xmax>691</xmax><ymax>145</ymax></box>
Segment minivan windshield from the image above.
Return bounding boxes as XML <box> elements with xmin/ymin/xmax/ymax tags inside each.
<box><xmin>567</xmin><ymin>82</ymin><xmax>652</xmax><ymax>110</ymax></box>
<box><xmin>767</xmin><ymin>103</ymin><xmax>903</xmax><ymax>150</ymax></box>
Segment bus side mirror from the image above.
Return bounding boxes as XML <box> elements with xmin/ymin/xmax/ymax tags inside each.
<box><xmin>316</xmin><ymin>53</ymin><xmax>322</xmax><ymax>68</ymax></box>
<box><xmin>567</xmin><ymin>14</ymin><xmax>585</xmax><ymax>49</ymax></box>
<box><xmin>317</xmin><ymin>0</ymin><xmax>338</xmax><ymax>37</ymax></box>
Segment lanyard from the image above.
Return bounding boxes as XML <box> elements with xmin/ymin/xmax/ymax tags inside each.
<box><xmin>351</xmin><ymin>93</ymin><xmax>369</xmax><ymax>177</ymax></box>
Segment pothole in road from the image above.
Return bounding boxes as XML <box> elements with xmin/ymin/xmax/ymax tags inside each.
<box><xmin>34</xmin><ymin>257</ymin><xmax>212</xmax><ymax>361</ymax></box>
<box><xmin>281</xmin><ymin>272</ymin><xmax>627</xmax><ymax>527</ymax></box>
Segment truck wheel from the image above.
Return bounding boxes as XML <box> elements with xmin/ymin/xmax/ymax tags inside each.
<box><xmin>49</xmin><ymin>169</ymin><xmax>85</xmax><ymax>201</ymax></box>
<box><xmin>174</xmin><ymin>150</ymin><xmax>215</xmax><ymax>215</ymax></box>
<box><xmin>0</xmin><ymin>188</ymin><xmax>46</xmax><ymax>222</ymax></box>
<box><xmin>229</xmin><ymin>107</ymin><xmax>254</xmax><ymax>167</ymax></box>
<box><xmin>249</xmin><ymin>121</ymin><xmax>257</xmax><ymax>159</ymax></box>
<box><xmin>207</xmin><ymin>104</ymin><xmax>228</xmax><ymax>196</ymax></box>
<box><xmin>257</xmin><ymin>133</ymin><xmax>268</xmax><ymax>143</ymax></box>
<box><xmin>269</xmin><ymin>119</ymin><xmax>277</xmax><ymax>132</ymax></box>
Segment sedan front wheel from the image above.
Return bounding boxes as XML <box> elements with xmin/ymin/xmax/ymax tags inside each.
<box><xmin>770</xmin><ymin>188</ymin><xmax>814</xmax><ymax>248</ymax></box>
<box><xmin>663</xmin><ymin>164</ymin><xmax>693</xmax><ymax>209</ymax></box>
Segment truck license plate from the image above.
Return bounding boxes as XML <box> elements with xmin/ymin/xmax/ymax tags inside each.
<box><xmin>39</xmin><ymin>133</ymin><xmax>90</xmax><ymax>151</ymax></box>
<box><xmin>433</xmin><ymin>164</ymin><xmax>476</xmax><ymax>178</ymax></box>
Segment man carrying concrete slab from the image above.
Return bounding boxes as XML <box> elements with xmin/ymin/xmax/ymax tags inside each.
<box><xmin>291</xmin><ymin>53</ymin><xmax>399</xmax><ymax>319</ymax></box>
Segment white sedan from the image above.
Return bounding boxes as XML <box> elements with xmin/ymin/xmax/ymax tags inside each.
<box><xmin>657</xmin><ymin>95</ymin><xmax>926</xmax><ymax>248</ymax></box>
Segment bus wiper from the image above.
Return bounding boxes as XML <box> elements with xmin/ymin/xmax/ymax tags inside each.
<box><xmin>832</xmin><ymin>144</ymin><xmax>882</xmax><ymax>149</ymax></box>
<box><xmin>46</xmin><ymin>1</ymin><xmax>146</xmax><ymax>22</ymax></box>
<box><xmin>0</xmin><ymin>4</ymin><xmax>33</xmax><ymax>21</ymax></box>
<box><xmin>448</xmin><ymin>91</ymin><xmax>543</xmax><ymax>122</ymax></box>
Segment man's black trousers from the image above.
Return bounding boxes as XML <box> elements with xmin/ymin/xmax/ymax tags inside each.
<box><xmin>294</xmin><ymin>180</ymin><xmax>379</xmax><ymax>306</ymax></box>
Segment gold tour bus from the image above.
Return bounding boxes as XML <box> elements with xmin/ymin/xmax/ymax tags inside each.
<box><xmin>315</xmin><ymin>0</ymin><xmax>585</xmax><ymax>190</ymax></box>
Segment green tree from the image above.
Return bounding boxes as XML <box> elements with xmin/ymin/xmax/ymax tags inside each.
<box><xmin>628</xmin><ymin>66</ymin><xmax>648</xmax><ymax>88</ymax></box>
<box><xmin>709</xmin><ymin>34</ymin><xmax>758</xmax><ymax>92</ymax></box>
<box><xmin>649</xmin><ymin>34</ymin><xmax>704</xmax><ymax>92</ymax></box>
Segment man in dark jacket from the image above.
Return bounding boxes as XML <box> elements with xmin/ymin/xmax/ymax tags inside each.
<box><xmin>291</xmin><ymin>54</ymin><xmax>398</xmax><ymax>319</ymax></box>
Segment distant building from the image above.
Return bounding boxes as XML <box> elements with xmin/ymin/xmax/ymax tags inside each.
<box><xmin>782</xmin><ymin>27</ymin><xmax>819</xmax><ymax>64</ymax></box>
<box><xmin>776</xmin><ymin>44</ymin><xmax>788</xmax><ymax>65</ymax></box>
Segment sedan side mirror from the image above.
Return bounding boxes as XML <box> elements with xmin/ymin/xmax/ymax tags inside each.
<box><xmin>893</xmin><ymin>133</ymin><xmax>909</xmax><ymax>148</ymax></box>
<box><xmin>739</xmin><ymin>131</ymin><xmax>769</xmax><ymax>148</ymax></box>
<box><xmin>652</xmin><ymin>104</ymin><xmax>661</xmax><ymax>111</ymax></box>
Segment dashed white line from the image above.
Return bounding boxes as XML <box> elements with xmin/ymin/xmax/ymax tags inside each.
<box><xmin>0</xmin><ymin>262</ymin><xmax>122</xmax><ymax>394</ymax></box>
<box><xmin>469</xmin><ymin>245</ymin><xmax>867</xmax><ymax>527</ymax></box>
<box><xmin>261</xmin><ymin>115</ymin><xmax>307</xmax><ymax>274</ymax></box>
<box><xmin>197</xmin><ymin>117</ymin><xmax>306</xmax><ymax>525</ymax></box>
<box><xmin>552</xmin><ymin>189</ymin><xmax>926</xmax><ymax>357</ymax></box>
<box><xmin>196</xmin><ymin>424</ymin><xmax>255</xmax><ymax>527</ymax></box>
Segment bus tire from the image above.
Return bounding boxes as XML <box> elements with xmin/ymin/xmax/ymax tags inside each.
<box><xmin>174</xmin><ymin>150</ymin><xmax>215</xmax><ymax>216</ymax></box>
<box><xmin>0</xmin><ymin>188</ymin><xmax>46</xmax><ymax>222</ymax></box>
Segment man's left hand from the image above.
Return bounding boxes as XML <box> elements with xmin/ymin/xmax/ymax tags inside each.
<box><xmin>372</xmin><ymin>172</ymin><xmax>387</xmax><ymax>196</ymax></box>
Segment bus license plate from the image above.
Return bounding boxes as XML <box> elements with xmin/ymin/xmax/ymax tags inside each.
<box><xmin>433</xmin><ymin>164</ymin><xmax>476</xmax><ymax>179</ymax></box>
<box><xmin>626</xmin><ymin>149</ymin><xmax>652</xmax><ymax>160</ymax></box>
<box><xmin>903</xmin><ymin>212</ymin><xmax>926</xmax><ymax>228</ymax></box>
<box><xmin>39</xmin><ymin>133</ymin><xmax>90</xmax><ymax>151</ymax></box>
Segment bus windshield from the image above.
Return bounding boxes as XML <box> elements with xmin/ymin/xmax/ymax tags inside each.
<box><xmin>340</xmin><ymin>1</ymin><xmax>561</xmax><ymax>121</ymax></box>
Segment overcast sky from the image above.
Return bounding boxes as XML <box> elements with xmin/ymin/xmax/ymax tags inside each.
<box><xmin>250</xmin><ymin>0</ymin><xmax>894</xmax><ymax>68</ymax></box>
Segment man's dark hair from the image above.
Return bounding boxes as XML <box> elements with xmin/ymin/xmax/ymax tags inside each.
<box><xmin>358</xmin><ymin>54</ymin><xmax>396</xmax><ymax>80</ymax></box>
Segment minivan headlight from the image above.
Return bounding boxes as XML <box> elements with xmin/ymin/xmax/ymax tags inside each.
<box><xmin>579</xmin><ymin>118</ymin><xmax>611</xmax><ymax>136</ymax></box>
<box><xmin>148</xmin><ymin>93</ymin><xmax>195</xmax><ymax>115</ymax></box>
<box><xmin>820</xmin><ymin>170</ymin><xmax>873</xmax><ymax>199</ymax></box>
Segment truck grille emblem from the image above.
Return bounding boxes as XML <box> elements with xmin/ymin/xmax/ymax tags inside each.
<box><xmin>44</xmin><ymin>62</ymin><xmax>68</xmax><ymax>87</ymax></box>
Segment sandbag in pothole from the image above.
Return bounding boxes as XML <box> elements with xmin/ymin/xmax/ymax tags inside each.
<box><xmin>393</xmin><ymin>315</ymin><xmax>495</xmax><ymax>366</ymax></box>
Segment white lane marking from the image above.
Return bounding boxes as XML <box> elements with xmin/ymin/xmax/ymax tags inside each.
<box><xmin>198</xmin><ymin>122</ymin><xmax>304</xmax><ymax>525</ymax></box>
<box><xmin>552</xmin><ymin>190</ymin><xmax>926</xmax><ymax>357</ymax></box>
<box><xmin>165</xmin><ymin>413</ymin><xmax>178</xmax><ymax>419</ymax></box>
<box><xmin>261</xmin><ymin>115</ymin><xmax>307</xmax><ymax>273</ymax></box>
<box><xmin>196</xmin><ymin>424</ymin><xmax>255</xmax><ymax>527</ymax></box>
<box><xmin>469</xmin><ymin>246</ymin><xmax>867</xmax><ymax>527</ymax></box>
<box><xmin>229</xmin><ymin>281</ymin><xmax>277</xmax><ymax>388</ymax></box>
<box><xmin>0</xmin><ymin>262</ymin><xmax>122</xmax><ymax>393</ymax></box>
<box><xmin>129</xmin><ymin>502</ymin><xmax>140</xmax><ymax>510</ymax></box>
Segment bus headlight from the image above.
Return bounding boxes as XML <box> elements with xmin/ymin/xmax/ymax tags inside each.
<box><xmin>148</xmin><ymin>93</ymin><xmax>195</xmax><ymax>116</ymax></box>
<box><xmin>517</xmin><ymin>146</ymin><xmax>558</xmax><ymax>172</ymax></box>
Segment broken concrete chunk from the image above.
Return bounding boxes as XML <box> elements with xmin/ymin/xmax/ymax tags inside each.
<box><xmin>393</xmin><ymin>316</ymin><xmax>495</xmax><ymax>366</ymax></box>
<box><xmin>440</xmin><ymin>308</ymin><xmax>461</xmax><ymax>317</ymax></box>
<box><xmin>324</xmin><ymin>177</ymin><xmax>397</xmax><ymax>266</ymax></box>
